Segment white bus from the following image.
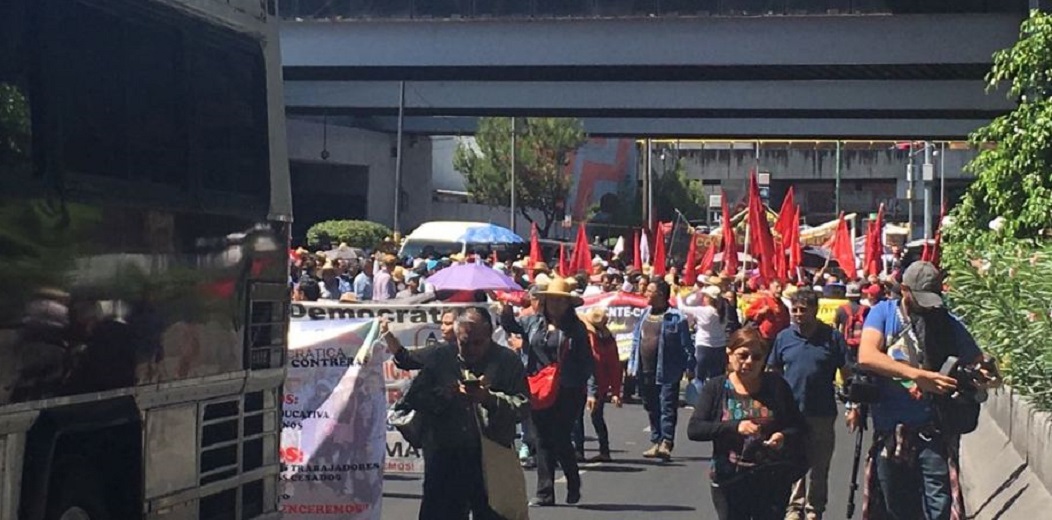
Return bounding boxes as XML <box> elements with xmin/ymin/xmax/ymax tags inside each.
<box><xmin>0</xmin><ymin>0</ymin><xmax>291</xmax><ymax>518</ymax></box>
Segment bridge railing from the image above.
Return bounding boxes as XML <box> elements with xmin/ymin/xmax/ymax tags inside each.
<box><xmin>278</xmin><ymin>0</ymin><xmax>1027</xmax><ymax>21</ymax></box>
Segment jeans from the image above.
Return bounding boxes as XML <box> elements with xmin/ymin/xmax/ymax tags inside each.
<box><xmin>696</xmin><ymin>346</ymin><xmax>728</xmax><ymax>383</ymax></box>
<box><xmin>787</xmin><ymin>416</ymin><xmax>836</xmax><ymax>519</ymax></box>
<box><xmin>639</xmin><ymin>373</ymin><xmax>679</xmax><ymax>445</ymax></box>
<box><xmin>572</xmin><ymin>396</ymin><xmax>610</xmax><ymax>455</ymax></box>
<box><xmin>875</xmin><ymin>433</ymin><xmax>953</xmax><ymax>520</ymax></box>
<box><xmin>420</xmin><ymin>445</ymin><xmax>502</xmax><ymax>520</ymax></box>
<box><xmin>533</xmin><ymin>387</ymin><xmax>587</xmax><ymax>501</ymax></box>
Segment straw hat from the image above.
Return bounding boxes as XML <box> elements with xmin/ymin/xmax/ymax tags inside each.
<box><xmin>537</xmin><ymin>276</ymin><xmax>584</xmax><ymax>306</ymax></box>
<box><xmin>583</xmin><ymin>306</ymin><xmax>609</xmax><ymax>328</ymax></box>
<box><xmin>392</xmin><ymin>266</ymin><xmax>405</xmax><ymax>283</ymax></box>
<box><xmin>705</xmin><ymin>275</ymin><xmax>726</xmax><ymax>287</ymax></box>
<box><xmin>534</xmin><ymin>273</ymin><xmax>552</xmax><ymax>289</ymax></box>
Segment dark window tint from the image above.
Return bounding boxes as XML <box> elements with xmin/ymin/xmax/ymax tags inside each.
<box><xmin>192</xmin><ymin>42</ymin><xmax>268</xmax><ymax>197</ymax></box>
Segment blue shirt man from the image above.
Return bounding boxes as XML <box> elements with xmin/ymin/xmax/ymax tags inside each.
<box><xmin>858</xmin><ymin>261</ymin><xmax>987</xmax><ymax>520</ymax></box>
<box><xmin>768</xmin><ymin>288</ymin><xmax>849</xmax><ymax>520</ymax></box>
<box><xmin>353</xmin><ymin>264</ymin><xmax>373</xmax><ymax>302</ymax></box>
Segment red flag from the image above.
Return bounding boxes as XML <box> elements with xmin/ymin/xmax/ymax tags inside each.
<box><xmin>633</xmin><ymin>230</ymin><xmax>642</xmax><ymax>271</ymax></box>
<box><xmin>773</xmin><ymin>187</ymin><xmax>797</xmax><ymax>283</ymax></box>
<box><xmin>652</xmin><ymin>222</ymin><xmax>667</xmax><ymax>277</ymax></box>
<box><xmin>830</xmin><ymin>212</ymin><xmax>858</xmax><ymax>280</ymax></box>
<box><xmin>774</xmin><ymin>186</ymin><xmax>796</xmax><ymax>239</ymax></box>
<box><xmin>682</xmin><ymin>231</ymin><xmax>698</xmax><ymax>286</ymax></box>
<box><xmin>558</xmin><ymin>243</ymin><xmax>568</xmax><ymax>277</ymax></box>
<box><xmin>747</xmin><ymin>171</ymin><xmax>777</xmax><ymax>283</ymax></box>
<box><xmin>773</xmin><ymin>237</ymin><xmax>786</xmax><ymax>282</ymax></box>
<box><xmin>528</xmin><ymin>222</ymin><xmax>542</xmax><ymax>282</ymax></box>
<box><xmin>720</xmin><ymin>191</ymin><xmax>738</xmax><ymax>276</ymax></box>
<box><xmin>570</xmin><ymin>224</ymin><xmax>592</xmax><ymax>274</ymax></box>
<box><xmin>787</xmin><ymin>205</ymin><xmax>802</xmax><ymax>280</ymax></box>
<box><xmin>865</xmin><ymin>204</ymin><xmax>885</xmax><ymax>276</ymax></box>
<box><xmin>698</xmin><ymin>243</ymin><xmax>716</xmax><ymax>274</ymax></box>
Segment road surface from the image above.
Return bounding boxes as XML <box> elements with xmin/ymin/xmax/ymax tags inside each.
<box><xmin>381</xmin><ymin>400</ymin><xmax>860</xmax><ymax>519</ymax></box>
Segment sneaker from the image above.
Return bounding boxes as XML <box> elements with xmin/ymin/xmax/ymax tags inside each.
<box><xmin>520</xmin><ymin>456</ymin><xmax>536</xmax><ymax>469</ymax></box>
<box><xmin>518</xmin><ymin>444</ymin><xmax>531</xmax><ymax>461</ymax></box>
<box><xmin>566</xmin><ymin>488</ymin><xmax>581</xmax><ymax>505</ymax></box>
<box><xmin>656</xmin><ymin>440</ymin><xmax>673</xmax><ymax>461</ymax></box>
<box><xmin>642</xmin><ymin>443</ymin><xmax>661</xmax><ymax>458</ymax></box>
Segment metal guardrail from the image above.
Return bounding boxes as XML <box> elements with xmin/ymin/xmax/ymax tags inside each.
<box><xmin>278</xmin><ymin>0</ymin><xmax>1026</xmax><ymax>21</ymax></box>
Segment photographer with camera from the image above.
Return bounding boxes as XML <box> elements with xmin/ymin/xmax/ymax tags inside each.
<box><xmin>856</xmin><ymin>261</ymin><xmax>1000</xmax><ymax>520</ymax></box>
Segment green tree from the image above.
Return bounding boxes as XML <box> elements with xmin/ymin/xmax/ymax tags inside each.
<box><xmin>652</xmin><ymin>159</ymin><xmax>707</xmax><ymax>223</ymax></box>
<box><xmin>454</xmin><ymin>117</ymin><xmax>586</xmax><ymax>237</ymax></box>
<box><xmin>950</xmin><ymin>11</ymin><xmax>1052</xmax><ymax>241</ymax></box>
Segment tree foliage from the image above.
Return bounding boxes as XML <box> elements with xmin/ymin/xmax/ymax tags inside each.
<box><xmin>454</xmin><ymin>117</ymin><xmax>586</xmax><ymax>237</ymax></box>
<box><xmin>950</xmin><ymin>11</ymin><xmax>1052</xmax><ymax>242</ymax></box>
<box><xmin>652</xmin><ymin>159</ymin><xmax>707</xmax><ymax>223</ymax></box>
<box><xmin>306</xmin><ymin>220</ymin><xmax>392</xmax><ymax>250</ymax></box>
<box><xmin>945</xmin><ymin>240</ymin><xmax>1052</xmax><ymax>413</ymax></box>
<box><xmin>0</xmin><ymin>83</ymin><xmax>31</xmax><ymax>167</ymax></box>
<box><xmin>942</xmin><ymin>11</ymin><xmax>1052</xmax><ymax>413</ymax></box>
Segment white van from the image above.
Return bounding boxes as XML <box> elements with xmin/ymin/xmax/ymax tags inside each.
<box><xmin>399</xmin><ymin>221</ymin><xmax>525</xmax><ymax>260</ymax></box>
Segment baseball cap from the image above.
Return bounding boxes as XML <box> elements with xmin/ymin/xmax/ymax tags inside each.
<box><xmin>902</xmin><ymin>261</ymin><xmax>943</xmax><ymax>309</ymax></box>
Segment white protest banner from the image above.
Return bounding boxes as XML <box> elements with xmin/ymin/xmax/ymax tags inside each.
<box><xmin>281</xmin><ymin>305</ymin><xmax>386</xmax><ymax>519</ymax></box>
<box><xmin>289</xmin><ymin>302</ymin><xmax>460</xmax><ymax>475</ymax></box>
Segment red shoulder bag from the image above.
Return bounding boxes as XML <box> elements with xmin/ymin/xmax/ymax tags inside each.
<box><xmin>527</xmin><ymin>332</ymin><xmax>567</xmax><ymax>410</ymax></box>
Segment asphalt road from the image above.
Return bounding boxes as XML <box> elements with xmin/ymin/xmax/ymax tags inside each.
<box><xmin>381</xmin><ymin>400</ymin><xmax>860</xmax><ymax>519</ymax></box>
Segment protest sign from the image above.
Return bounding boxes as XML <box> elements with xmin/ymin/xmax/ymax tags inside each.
<box><xmin>289</xmin><ymin>302</ymin><xmax>456</xmax><ymax>475</ymax></box>
<box><xmin>281</xmin><ymin>306</ymin><xmax>386</xmax><ymax>519</ymax></box>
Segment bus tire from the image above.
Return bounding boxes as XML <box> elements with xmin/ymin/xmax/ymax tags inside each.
<box><xmin>46</xmin><ymin>466</ymin><xmax>110</xmax><ymax>520</ymax></box>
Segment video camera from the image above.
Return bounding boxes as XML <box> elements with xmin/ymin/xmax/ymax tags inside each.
<box><xmin>938</xmin><ymin>355</ymin><xmax>1000</xmax><ymax>404</ymax></box>
<box><xmin>838</xmin><ymin>371</ymin><xmax>881</xmax><ymax>405</ymax></box>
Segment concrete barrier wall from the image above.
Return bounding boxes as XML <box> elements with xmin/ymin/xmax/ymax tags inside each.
<box><xmin>961</xmin><ymin>387</ymin><xmax>1052</xmax><ymax>519</ymax></box>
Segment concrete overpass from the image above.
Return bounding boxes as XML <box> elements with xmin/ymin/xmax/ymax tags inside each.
<box><xmin>280</xmin><ymin>7</ymin><xmax>1026</xmax><ymax>138</ymax></box>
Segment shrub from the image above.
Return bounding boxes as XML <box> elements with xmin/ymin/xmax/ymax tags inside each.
<box><xmin>944</xmin><ymin>238</ymin><xmax>1052</xmax><ymax>413</ymax></box>
<box><xmin>306</xmin><ymin>220</ymin><xmax>391</xmax><ymax>250</ymax></box>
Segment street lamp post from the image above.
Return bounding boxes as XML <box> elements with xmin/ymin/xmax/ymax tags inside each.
<box><xmin>394</xmin><ymin>81</ymin><xmax>405</xmax><ymax>234</ymax></box>
<box><xmin>906</xmin><ymin>152</ymin><xmax>915</xmax><ymax>239</ymax></box>
<box><xmin>923</xmin><ymin>141</ymin><xmax>934</xmax><ymax>239</ymax></box>
<box><xmin>510</xmin><ymin>117</ymin><xmax>517</xmax><ymax>232</ymax></box>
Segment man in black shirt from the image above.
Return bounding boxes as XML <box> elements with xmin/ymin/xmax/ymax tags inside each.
<box><xmin>384</xmin><ymin>307</ymin><xmax>529</xmax><ymax>520</ymax></box>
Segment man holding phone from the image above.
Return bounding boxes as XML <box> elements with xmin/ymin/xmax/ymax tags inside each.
<box><xmin>390</xmin><ymin>307</ymin><xmax>530</xmax><ymax>520</ymax></box>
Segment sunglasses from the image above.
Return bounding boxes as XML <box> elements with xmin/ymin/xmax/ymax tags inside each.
<box><xmin>732</xmin><ymin>351</ymin><xmax>766</xmax><ymax>362</ymax></box>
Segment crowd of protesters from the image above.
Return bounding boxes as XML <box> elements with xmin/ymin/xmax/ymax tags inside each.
<box><xmin>289</xmin><ymin>233</ymin><xmax>999</xmax><ymax>520</ymax></box>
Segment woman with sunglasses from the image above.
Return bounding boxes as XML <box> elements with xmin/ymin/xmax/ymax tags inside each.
<box><xmin>688</xmin><ymin>327</ymin><xmax>809</xmax><ymax>520</ymax></box>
